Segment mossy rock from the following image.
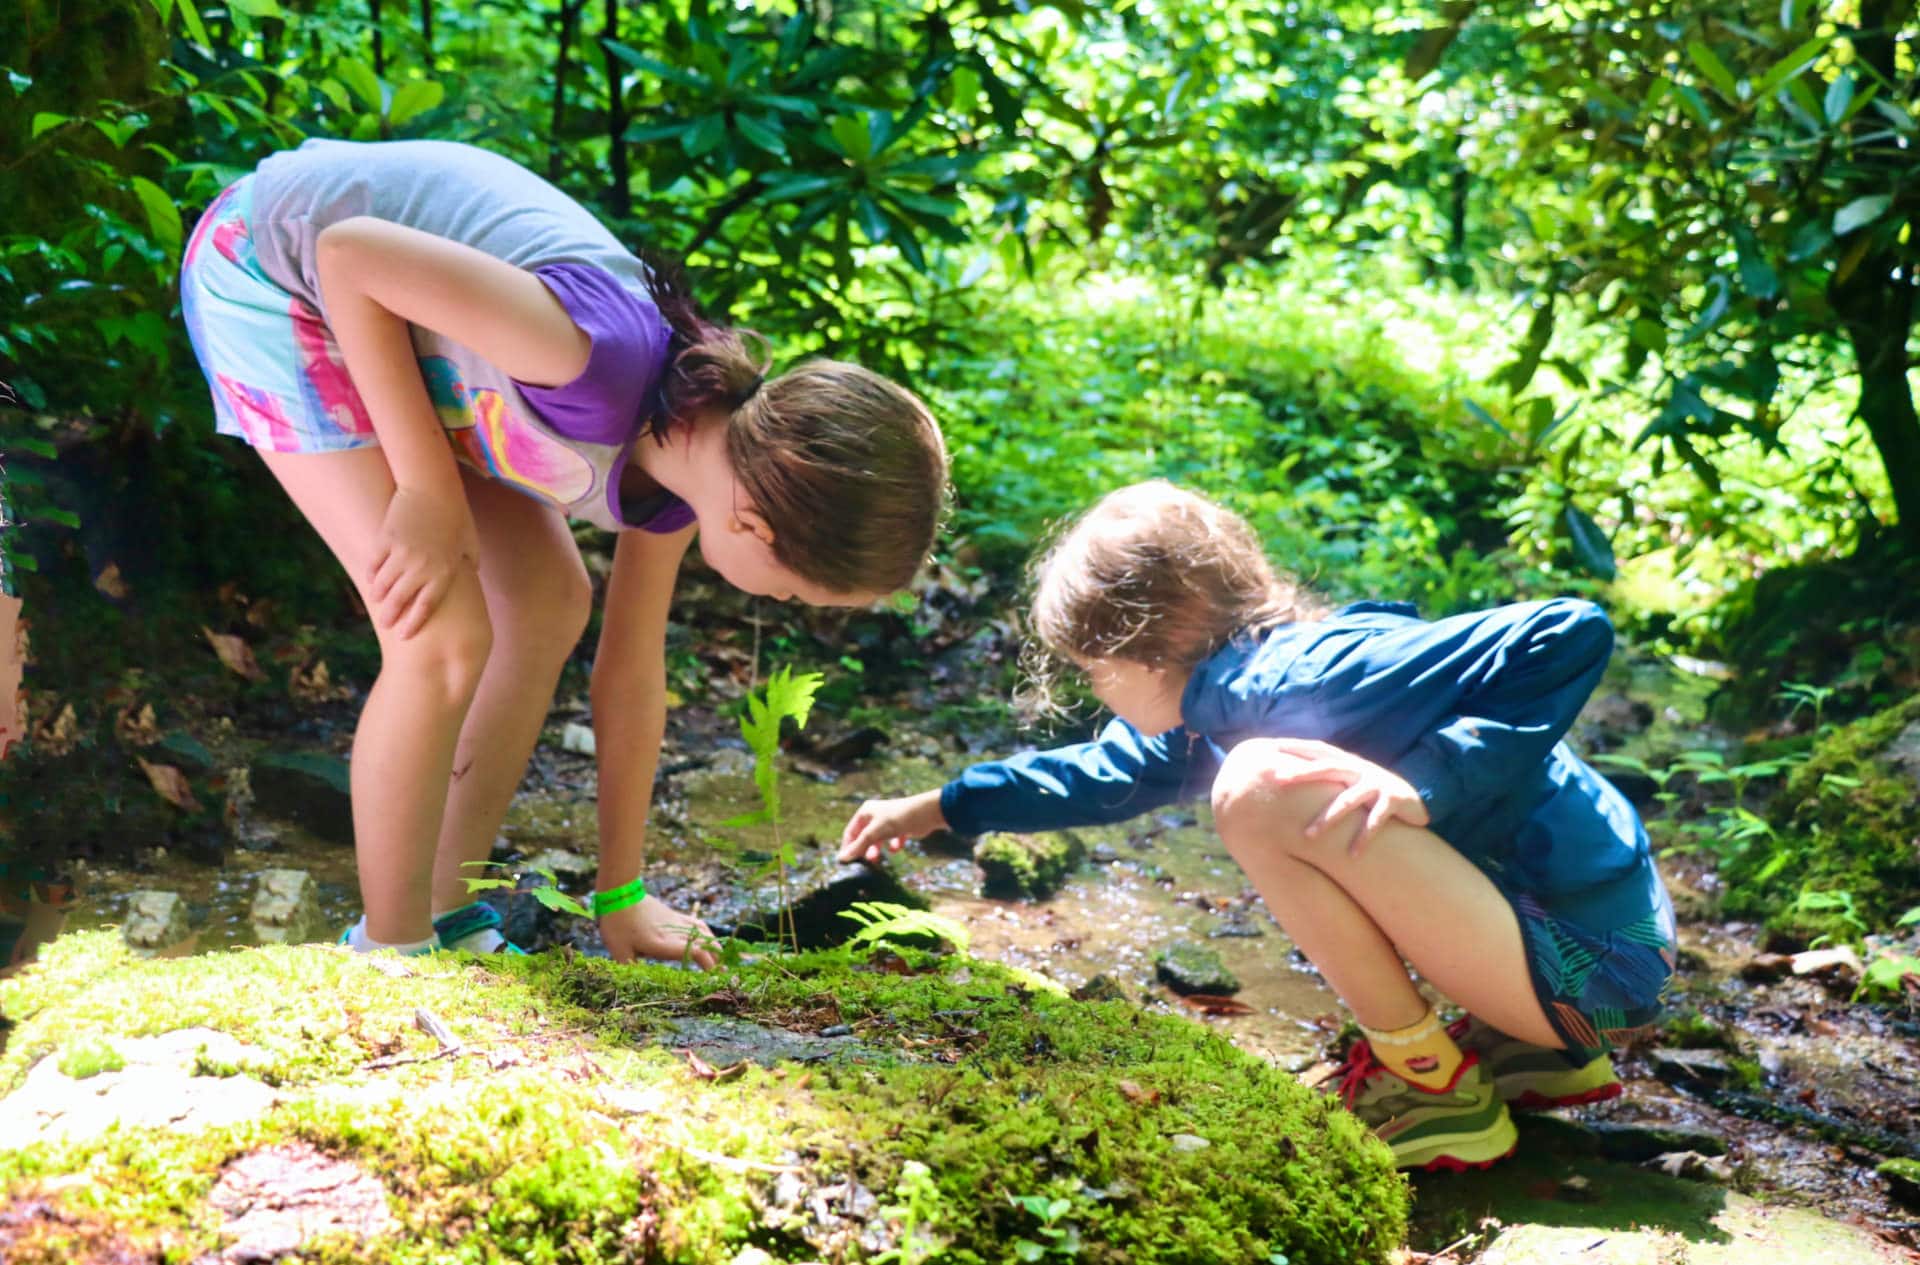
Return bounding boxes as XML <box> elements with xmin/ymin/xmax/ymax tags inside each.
<box><xmin>975</xmin><ymin>831</ymin><xmax>1088</xmax><ymax>900</ymax></box>
<box><xmin>0</xmin><ymin>933</ymin><xmax>1408</xmax><ymax>1263</ymax></box>
<box><xmin>1722</xmin><ymin>695</ymin><xmax>1920</xmax><ymax>943</ymax></box>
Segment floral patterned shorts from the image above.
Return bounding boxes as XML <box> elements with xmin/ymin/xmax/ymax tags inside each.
<box><xmin>179</xmin><ymin>175</ymin><xmax>377</xmax><ymax>452</ymax></box>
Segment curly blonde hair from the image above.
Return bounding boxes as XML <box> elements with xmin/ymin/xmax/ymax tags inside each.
<box><xmin>1019</xmin><ymin>481</ymin><xmax>1324</xmax><ymax>717</ymax></box>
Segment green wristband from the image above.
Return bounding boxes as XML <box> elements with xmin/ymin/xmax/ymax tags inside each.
<box><xmin>592</xmin><ymin>877</ymin><xmax>648</xmax><ymax>918</ymax></box>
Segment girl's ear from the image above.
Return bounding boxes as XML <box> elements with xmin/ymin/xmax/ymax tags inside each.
<box><xmin>733</xmin><ymin>505</ymin><xmax>777</xmax><ymax>546</ymax></box>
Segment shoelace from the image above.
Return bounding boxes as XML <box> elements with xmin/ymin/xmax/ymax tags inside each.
<box><xmin>1335</xmin><ymin>1039</ymin><xmax>1387</xmax><ymax>1109</ymax></box>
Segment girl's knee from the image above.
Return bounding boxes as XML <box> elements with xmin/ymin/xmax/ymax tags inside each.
<box><xmin>494</xmin><ymin>560</ymin><xmax>592</xmax><ymax>662</ymax></box>
<box><xmin>1209</xmin><ymin>740</ymin><xmax>1338</xmax><ymax>853</ymax></box>
<box><xmin>384</xmin><ymin>602</ymin><xmax>495</xmax><ymax>705</ymax></box>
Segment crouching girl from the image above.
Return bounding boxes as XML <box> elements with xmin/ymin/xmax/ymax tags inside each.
<box><xmin>837</xmin><ymin>481</ymin><xmax>1674</xmax><ymax>1170</ymax></box>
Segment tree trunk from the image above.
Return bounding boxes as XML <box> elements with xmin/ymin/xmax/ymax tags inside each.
<box><xmin>1835</xmin><ymin>260</ymin><xmax>1920</xmax><ymax>548</ymax></box>
<box><xmin>549</xmin><ymin>0</ymin><xmax>582</xmax><ymax>181</ymax></box>
<box><xmin>1831</xmin><ymin>0</ymin><xmax>1920</xmax><ymax>549</ymax></box>
<box><xmin>369</xmin><ymin>0</ymin><xmax>384</xmax><ymax>79</ymax></box>
<box><xmin>419</xmin><ymin>0</ymin><xmax>432</xmax><ymax>56</ymax></box>
<box><xmin>603</xmin><ymin>0</ymin><xmax>630</xmax><ymax>218</ymax></box>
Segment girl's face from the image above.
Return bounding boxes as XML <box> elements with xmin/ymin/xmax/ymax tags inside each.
<box><xmin>1077</xmin><ymin>655</ymin><xmax>1188</xmax><ymax>736</ymax></box>
<box><xmin>689</xmin><ymin>478</ymin><xmax>876</xmax><ymax>608</ymax></box>
<box><xmin>660</xmin><ymin>416</ymin><xmax>878</xmax><ymax>608</ymax></box>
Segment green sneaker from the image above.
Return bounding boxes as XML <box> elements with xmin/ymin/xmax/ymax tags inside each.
<box><xmin>432</xmin><ymin>902</ymin><xmax>529</xmax><ymax>955</ymax></box>
<box><xmin>1448</xmin><ymin>1015</ymin><xmax>1623</xmax><ymax>1110</ymax></box>
<box><xmin>1335</xmin><ymin>1041</ymin><xmax>1518</xmax><ymax>1171</ymax></box>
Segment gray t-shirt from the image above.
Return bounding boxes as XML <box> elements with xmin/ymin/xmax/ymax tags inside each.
<box><xmin>249</xmin><ymin>138</ymin><xmax>691</xmax><ymax>533</ymax></box>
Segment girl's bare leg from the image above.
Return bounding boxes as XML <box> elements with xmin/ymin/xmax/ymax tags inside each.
<box><xmin>429</xmin><ymin>467</ymin><xmax>591</xmax><ymax>917</ymax></box>
<box><xmin>1210</xmin><ymin>738</ymin><xmax>1563</xmax><ymax>1049</ymax></box>
<box><xmin>258</xmin><ymin>447</ymin><xmax>493</xmax><ymax>944</ymax></box>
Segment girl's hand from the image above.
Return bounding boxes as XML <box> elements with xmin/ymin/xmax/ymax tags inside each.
<box><xmin>1259</xmin><ymin>738</ymin><xmax>1430</xmax><ymax>856</ymax></box>
<box><xmin>598</xmin><ymin>895</ymin><xmax>718</xmax><ymax>970</ymax></box>
<box><xmin>837</xmin><ymin>789</ymin><xmax>947</xmax><ymax>864</ymax></box>
<box><xmin>370</xmin><ymin>486</ymin><xmax>480</xmax><ymax>638</ymax></box>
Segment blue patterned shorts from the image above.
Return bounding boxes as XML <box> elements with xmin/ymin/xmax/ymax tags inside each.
<box><xmin>1507</xmin><ymin>887</ymin><xmax>1677</xmax><ymax>1060</ymax></box>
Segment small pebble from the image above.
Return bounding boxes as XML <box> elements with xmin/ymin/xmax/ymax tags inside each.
<box><xmin>819</xmin><ymin>1024</ymin><xmax>853</xmax><ymax>1038</ymax></box>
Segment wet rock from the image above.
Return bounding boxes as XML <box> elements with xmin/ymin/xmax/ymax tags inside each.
<box><xmin>250</xmin><ymin>751</ymin><xmax>352</xmax><ymax>845</ymax></box>
<box><xmin>526</xmin><ymin>847</ymin><xmax>596</xmax><ymax>879</ymax></box>
<box><xmin>665</xmin><ymin>1017</ymin><xmax>889</xmax><ymax>1067</ymax></box>
<box><xmin>0</xmin><ymin>1028</ymin><xmax>275</xmax><ymax>1150</ymax></box>
<box><xmin>1555</xmin><ymin>1173</ymin><xmax>1598</xmax><ymax>1202</ymax></box>
<box><xmin>975</xmin><ymin>831</ymin><xmax>1086</xmax><ymax>900</ymax></box>
<box><xmin>1089</xmin><ymin>842</ymin><xmax>1121</xmax><ymax>865</ymax></box>
<box><xmin>1646</xmin><ymin>1046</ymin><xmax>1740</xmax><ymax>1091</ymax></box>
<box><xmin>1521</xmin><ymin>1115</ymin><xmax>1730</xmax><ymax>1163</ymax></box>
<box><xmin>1155</xmin><ymin>942</ymin><xmax>1241</xmax><ymax>996</ymax></box>
<box><xmin>919</xmin><ymin>828</ymin><xmax>977</xmax><ymax>859</ymax></box>
<box><xmin>812</xmin><ymin>726</ymin><xmax>889</xmax><ymax>767</ymax></box>
<box><xmin>123</xmin><ymin>890</ymin><xmax>191</xmax><ymax>954</ymax></box>
<box><xmin>1582</xmin><ymin>692</ymin><xmax>1655</xmax><ymax>737</ymax></box>
<box><xmin>249</xmin><ymin>869</ymin><xmax>324</xmax><ymax>945</ymax></box>
<box><xmin>1208</xmin><ymin>914</ymin><xmax>1266</xmax><ymax>939</ymax></box>
<box><xmin>1648</xmin><ymin>1150</ymin><xmax>1734</xmax><ymax>1183</ymax></box>
<box><xmin>702</xmin><ymin>852</ymin><xmax>932</xmax><ymax>949</ymax></box>
<box><xmin>1169</xmin><ymin>1133</ymin><xmax>1211</xmax><ymax>1153</ymax></box>
<box><xmin>1071</xmin><ymin>974</ymin><xmax>1129</xmax><ymax>1004</ymax></box>
<box><xmin>1880</xmin><ymin>1157</ymin><xmax>1920</xmax><ymax>1210</ymax></box>
<box><xmin>204</xmin><ymin>1143</ymin><xmax>394</xmax><ymax>1263</ymax></box>
<box><xmin>1790</xmin><ymin>946</ymin><xmax>1862</xmax><ymax>985</ymax></box>
<box><xmin>706</xmin><ymin>747</ymin><xmax>756</xmax><ymax>777</ymax></box>
<box><xmin>1739</xmin><ymin>952</ymin><xmax>1795</xmax><ymax>982</ymax></box>
<box><xmin>560</xmin><ymin>723</ymin><xmax>596</xmax><ymax>756</ymax></box>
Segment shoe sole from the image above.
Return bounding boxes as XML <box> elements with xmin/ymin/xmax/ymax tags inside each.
<box><xmin>1392</xmin><ymin>1108</ymin><xmax>1520</xmax><ymax>1172</ymax></box>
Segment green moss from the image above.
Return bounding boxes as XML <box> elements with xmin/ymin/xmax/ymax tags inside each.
<box><xmin>1722</xmin><ymin>695</ymin><xmax>1920</xmax><ymax>944</ymax></box>
<box><xmin>55</xmin><ymin>1036</ymin><xmax>124</xmax><ymax>1079</ymax></box>
<box><xmin>1658</xmin><ymin>1010</ymin><xmax>1739</xmax><ymax>1052</ymax></box>
<box><xmin>0</xmin><ymin>933</ymin><xmax>1408</xmax><ymax>1263</ymax></box>
<box><xmin>975</xmin><ymin>831</ymin><xmax>1088</xmax><ymax>900</ymax></box>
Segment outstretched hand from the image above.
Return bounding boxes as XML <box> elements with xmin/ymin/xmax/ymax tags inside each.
<box><xmin>1258</xmin><ymin>738</ymin><xmax>1429</xmax><ymax>856</ymax></box>
<box><xmin>837</xmin><ymin>789</ymin><xmax>947</xmax><ymax>864</ymax></box>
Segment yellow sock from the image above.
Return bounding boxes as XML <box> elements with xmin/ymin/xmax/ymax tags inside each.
<box><xmin>1362</xmin><ymin>1006</ymin><xmax>1465</xmax><ymax>1092</ymax></box>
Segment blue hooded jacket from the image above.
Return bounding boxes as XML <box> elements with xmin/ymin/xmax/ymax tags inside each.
<box><xmin>939</xmin><ymin>598</ymin><xmax>1666</xmax><ymax>935</ymax></box>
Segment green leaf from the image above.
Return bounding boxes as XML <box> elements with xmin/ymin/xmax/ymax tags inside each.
<box><xmin>734</xmin><ymin>112</ymin><xmax>787</xmax><ymax>158</ymax></box>
<box><xmin>1754</xmin><ymin>36</ymin><xmax>1829</xmax><ymax>100</ymax></box>
<box><xmin>683</xmin><ymin>112</ymin><xmax>725</xmax><ymax>156</ymax></box>
<box><xmin>1687</xmin><ymin>41</ymin><xmax>1739</xmax><ymax>102</ymax></box>
<box><xmin>855</xmin><ymin>193</ymin><xmax>889</xmax><ymax>243</ymax></box>
<box><xmin>1463</xmin><ymin>399</ymin><xmax>1510</xmax><ymax>437</ymax></box>
<box><xmin>336</xmin><ymin>57</ymin><xmax>383</xmax><ymax>111</ymax></box>
<box><xmin>228</xmin><ymin>0</ymin><xmax>283</xmax><ymax>15</ymax></box>
<box><xmin>147</xmin><ymin>0</ymin><xmax>176</xmax><ymax>23</ymax></box>
<box><xmin>388</xmin><ymin>79</ymin><xmax>444</xmax><ymax>126</ymax></box>
<box><xmin>1833</xmin><ymin>193</ymin><xmax>1891</xmax><ymax>236</ymax></box>
<box><xmin>177</xmin><ymin>0</ymin><xmax>211</xmax><ymax>46</ymax></box>
<box><xmin>1787</xmin><ymin>216</ymin><xmax>1832</xmax><ymax>262</ymax></box>
<box><xmin>1823</xmin><ymin>72</ymin><xmax>1854</xmax><ymax>123</ymax></box>
<box><xmin>1563</xmin><ymin>505</ymin><xmax>1617</xmax><ymax>580</ymax></box>
<box><xmin>759</xmin><ymin>173</ymin><xmax>835</xmax><ymax>202</ymax></box>
<box><xmin>829</xmin><ymin>113</ymin><xmax>872</xmax><ymax>161</ymax></box>
<box><xmin>315</xmin><ymin>78</ymin><xmax>352</xmax><ymax>113</ymax></box>
<box><xmin>130</xmin><ymin>176</ymin><xmax>183</xmax><ymax>253</ymax></box>
<box><xmin>601</xmin><ymin>40</ymin><xmax>708</xmax><ymax>89</ymax></box>
<box><xmin>1733</xmin><ymin>227</ymin><xmax>1779</xmax><ymax>299</ymax></box>
<box><xmin>30</xmin><ymin>112</ymin><xmax>69</xmax><ymax>139</ymax></box>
